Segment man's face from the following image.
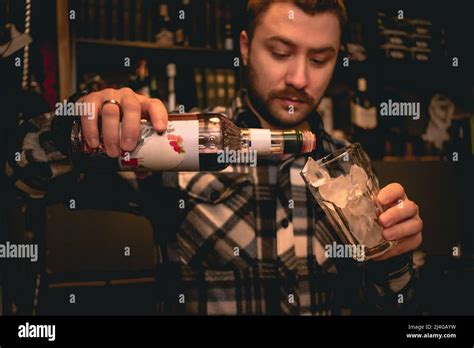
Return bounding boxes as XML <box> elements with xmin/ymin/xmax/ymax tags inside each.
<box><xmin>240</xmin><ymin>3</ymin><xmax>341</xmax><ymax>128</ymax></box>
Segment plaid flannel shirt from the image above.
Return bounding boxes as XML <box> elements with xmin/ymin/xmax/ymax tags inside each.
<box><xmin>8</xmin><ymin>89</ymin><xmax>417</xmax><ymax>315</ymax></box>
<box><xmin>152</xmin><ymin>89</ymin><xmax>417</xmax><ymax>315</ymax></box>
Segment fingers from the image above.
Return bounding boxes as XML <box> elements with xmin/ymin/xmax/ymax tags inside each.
<box><xmin>79</xmin><ymin>92</ymin><xmax>101</xmax><ymax>148</ymax></box>
<box><xmin>382</xmin><ymin>216</ymin><xmax>423</xmax><ymax>241</ymax></box>
<box><xmin>372</xmin><ymin>183</ymin><xmax>423</xmax><ymax>261</ymax></box>
<box><xmin>120</xmin><ymin>89</ymin><xmax>141</xmax><ymax>151</ymax></box>
<box><xmin>78</xmin><ymin>88</ymin><xmax>169</xmax><ymax>157</ymax></box>
<box><xmin>138</xmin><ymin>96</ymin><xmax>168</xmax><ymax>133</ymax></box>
<box><xmin>100</xmin><ymin>89</ymin><xmax>122</xmax><ymax>157</ymax></box>
<box><xmin>379</xmin><ymin>200</ymin><xmax>419</xmax><ymax>228</ymax></box>
<box><xmin>377</xmin><ymin>183</ymin><xmax>407</xmax><ymax>206</ymax></box>
<box><xmin>373</xmin><ymin>232</ymin><xmax>422</xmax><ymax>261</ymax></box>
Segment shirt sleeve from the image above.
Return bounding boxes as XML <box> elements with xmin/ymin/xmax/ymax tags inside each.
<box><xmin>6</xmin><ymin>111</ymin><xmax>74</xmax><ymax>198</ymax></box>
<box><xmin>358</xmin><ymin>252</ymin><xmax>419</xmax><ymax>314</ymax></box>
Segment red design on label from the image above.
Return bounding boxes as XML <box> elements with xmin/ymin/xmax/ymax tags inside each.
<box><xmin>121</xmin><ymin>158</ymin><xmax>140</xmax><ymax>167</ymax></box>
<box><xmin>167</xmin><ymin>134</ymin><xmax>186</xmax><ymax>154</ymax></box>
<box><xmin>120</xmin><ymin>150</ymin><xmax>141</xmax><ymax>167</ymax></box>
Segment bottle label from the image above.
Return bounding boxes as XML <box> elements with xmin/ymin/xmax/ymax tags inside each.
<box><xmin>249</xmin><ymin>129</ymin><xmax>272</xmax><ymax>155</ymax></box>
<box><xmin>119</xmin><ymin>120</ymin><xmax>199</xmax><ymax>171</ymax></box>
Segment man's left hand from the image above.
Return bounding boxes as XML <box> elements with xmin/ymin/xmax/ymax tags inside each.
<box><xmin>374</xmin><ymin>183</ymin><xmax>423</xmax><ymax>261</ymax></box>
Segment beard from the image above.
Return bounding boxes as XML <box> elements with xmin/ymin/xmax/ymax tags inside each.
<box><xmin>244</xmin><ymin>55</ymin><xmax>318</xmax><ymax>129</ymax></box>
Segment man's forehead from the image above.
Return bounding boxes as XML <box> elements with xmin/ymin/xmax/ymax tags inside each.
<box><xmin>255</xmin><ymin>2</ymin><xmax>341</xmax><ymax>49</ymax></box>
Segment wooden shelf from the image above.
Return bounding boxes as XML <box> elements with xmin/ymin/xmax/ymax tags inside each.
<box><xmin>74</xmin><ymin>38</ymin><xmax>235</xmax><ymax>55</ymax></box>
<box><xmin>73</xmin><ymin>38</ymin><xmax>238</xmax><ymax>72</ymax></box>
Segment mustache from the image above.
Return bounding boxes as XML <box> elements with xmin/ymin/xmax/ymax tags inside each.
<box><xmin>269</xmin><ymin>89</ymin><xmax>315</xmax><ymax>104</ymax></box>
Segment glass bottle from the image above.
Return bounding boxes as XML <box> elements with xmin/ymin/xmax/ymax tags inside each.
<box><xmin>53</xmin><ymin>113</ymin><xmax>316</xmax><ymax>172</ymax></box>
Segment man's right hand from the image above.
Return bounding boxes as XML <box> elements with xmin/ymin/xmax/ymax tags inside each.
<box><xmin>78</xmin><ymin>87</ymin><xmax>169</xmax><ymax>157</ymax></box>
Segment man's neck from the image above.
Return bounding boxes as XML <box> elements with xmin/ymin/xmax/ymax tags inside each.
<box><xmin>244</xmin><ymin>94</ymin><xmax>311</xmax><ymax>131</ymax></box>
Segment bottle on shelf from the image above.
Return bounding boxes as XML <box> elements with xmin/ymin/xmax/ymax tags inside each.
<box><xmin>51</xmin><ymin>113</ymin><xmax>316</xmax><ymax>172</ymax></box>
<box><xmin>174</xmin><ymin>0</ymin><xmax>191</xmax><ymax>46</ymax></box>
<box><xmin>129</xmin><ymin>58</ymin><xmax>151</xmax><ymax>97</ymax></box>
<box><xmin>223</xmin><ymin>2</ymin><xmax>234</xmax><ymax>51</ymax></box>
<box><xmin>350</xmin><ymin>77</ymin><xmax>377</xmax><ymax>130</ymax></box>
<box><xmin>150</xmin><ymin>74</ymin><xmax>159</xmax><ymax>99</ymax></box>
<box><xmin>155</xmin><ymin>3</ymin><xmax>174</xmax><ymax>47</ymax></box>
<box><xmin>166</xmin><ymin>63</ymin><xmax>177</xmax><ymax>111</ymax></box>
<box><xmin>350</xmin><ymin>77</ymin><xmax>383</xmax><ymax>159</ymax></box>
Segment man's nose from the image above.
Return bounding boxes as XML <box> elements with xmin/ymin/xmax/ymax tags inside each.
<box><xmin>285</xmin><ymin>56</ymin><xmax>308</xmax><ymax>90</ymax></box>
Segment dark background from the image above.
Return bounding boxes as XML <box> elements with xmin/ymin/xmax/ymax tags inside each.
<box><xmin>1</xmin><ymin>0</ymin><xmax>473</xmax><ymax>315</ymax></box>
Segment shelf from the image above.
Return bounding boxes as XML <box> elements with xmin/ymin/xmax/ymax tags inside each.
<box><xmin>74</xmin><ymin>38</ymin><xmax>235</xmax><ymax>55</ymax></box>
<box><xmin>74</xmin><ymin>38</ymin><xmax>238</xmax><ymax>71</ymax></box>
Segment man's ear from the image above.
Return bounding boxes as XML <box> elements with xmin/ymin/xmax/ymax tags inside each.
<box><xmin>240</xmin><ymin>30</ymin><xmax>249</xmax><ymax>67</ymax></box>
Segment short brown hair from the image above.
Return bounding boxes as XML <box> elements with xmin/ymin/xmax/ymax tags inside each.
<box><xmin>246</xmin><ymin>0</ymin><xmax>347</xmax><ymax>42</ymax></box>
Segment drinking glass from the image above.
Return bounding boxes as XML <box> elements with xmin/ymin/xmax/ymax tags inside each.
<box><xmin>301</xmin><ymin>143</ymin><xmax>397</xmax><ymax>261</ymax></box>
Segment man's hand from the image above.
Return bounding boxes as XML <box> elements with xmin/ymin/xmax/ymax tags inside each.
<box><xmin>373</xmin><ymin>183</ymin><xmax>423</xmax><ymax>261</ymax></box>
<box><xmin>78</xmin><ymin>88</ymin><xmax>168</xmax><ymax>157</ymax></box>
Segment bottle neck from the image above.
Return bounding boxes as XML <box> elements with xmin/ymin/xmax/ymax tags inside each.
<box><xmin>241</xmin><ymin>129</ymin><xmax>316</xmax><ymax>155</ymax></box>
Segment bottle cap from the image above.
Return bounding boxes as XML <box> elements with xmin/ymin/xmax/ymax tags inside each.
<box><xmin>301</xmin><ymin>131</ymin><xmax>317</xmax><ymax>153</ymax></box>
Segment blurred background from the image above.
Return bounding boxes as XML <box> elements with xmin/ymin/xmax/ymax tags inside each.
<box><xmin>0</xmin><ymin>0</ymin><xmax>473</xmax><ymax>315</ymax></box>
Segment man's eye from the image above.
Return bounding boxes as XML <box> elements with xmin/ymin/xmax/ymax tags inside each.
<box><xmin>310</xmin><ymin>58</ymin><xmax>326</xmax><ymax>65</ymax></box>
<box><xmin>272</xmin><ymin>52</ymin><xmax>290</xmax><ymax>60</ymax></box>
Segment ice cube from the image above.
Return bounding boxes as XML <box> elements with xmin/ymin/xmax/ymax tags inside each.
<box><xmin>343</xmin><ymin>209</ymin><xmax>383</xmax><ymax>248</ymax></box>
<box><xmin>311</xmin><ymin>169</ymin><xmax>331</xmax><ymax>188</ymax></box>
<box><xmin>349</xmin><ymin>164</ymin><xmax>369</xmax><ymax>199</ymax></box>
<box><xmin>345</xmin><ymin>213</ymin><xmax>370</xmax><ymax>243</ymax></box>
<box><xmin>343</xmin><ymin>193</ymin><xmax>383</xmax><ymax>247</ymax></box>
<box><xmin>346</xmin><ymin>195</ymin><xmax>376</xmax><ymax>217</ymax></box>
<box><xmin>350</xmin><ymin>164</ymin><xmax>368</xmax><ymax>186</ymax></box>
<box><xmin>302</xmin><ymin>158</ymin><xmax>330</xmax><ymax>188</ymax></box>
<box><xmin>319</xmin><ymin>174</ymin><xmax>352</xmax><ymax>209</ymax></box>
<box><xmin>364</xmin><ymin>222</ymin><xmax>384</xmax><ymax>248</ymax></box>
